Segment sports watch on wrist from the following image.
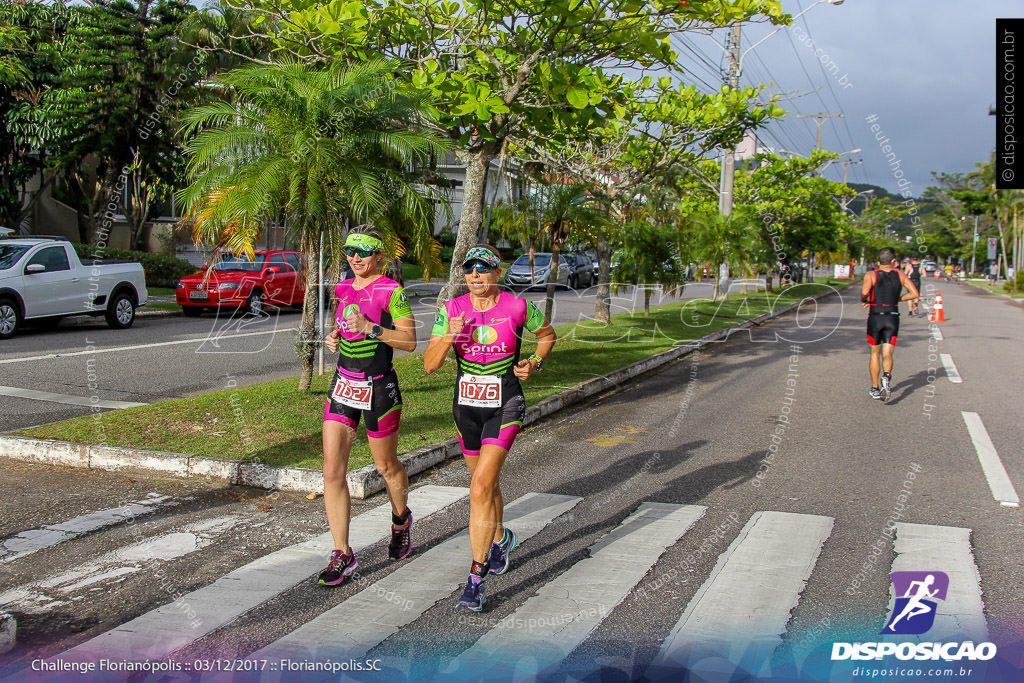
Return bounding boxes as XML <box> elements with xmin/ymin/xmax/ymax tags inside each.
<box><xmin>368</xmin><ymin>324</ymin><xmax>383</xmax><ymax>339</ymax></box>
<box><xmin>528</xmin><ymin>354</ymin><xmax>544</xmax><ymax>371</ymax></box>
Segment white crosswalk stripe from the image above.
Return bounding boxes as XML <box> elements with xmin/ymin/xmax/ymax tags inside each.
<box><xmin>445</xmin><ymin>502</ymin><xmax>705</xmax><ymax>678</ymax></box>
<box><xmin>6</xmin><ymin>496</ymin><xmax>993</xmax><ymax>682</ymax></box>
<box><xmin>652</xmin><ymin>510</ymin><xmax>833</xmax><ymax>673</ymax></box>
<box><xmin>0</xmin><ymin>494</ymin><xmax>181</xmax><ymax>564</ymax></box>
<box><xmin>0</xmin><ymin>516</ymin><xmax>238</xmax><ymax>614</ymax></box>
<box><xmin>250</xmin><ymin>492</ymin><xmax>581</xmax><ymax>664</ymax></box>
<box><xmin>891</xmin><ymin>523</ymin><xmax>988</xmax><ymax>643</ymax></box>
<box><xmin>49</xmin><ymin>485</ymin><xmax>468</xmax><ymax>664</ymax></box>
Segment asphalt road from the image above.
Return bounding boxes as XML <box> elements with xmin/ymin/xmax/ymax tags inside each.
<box><xmin>0</xmin><ymin>280</ymin><xmax>739</xmax><ymax>433</ymax></box>
<box><xmin>0</xmin><ymin>281</ymin><xmax>1020</xmax><ymax>682</ymax></box>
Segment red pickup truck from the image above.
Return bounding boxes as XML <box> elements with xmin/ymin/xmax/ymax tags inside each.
<box><xmin>176</xmin><ymin>250</ymin><xmax>304</xmax><ymax>316</ymax></box>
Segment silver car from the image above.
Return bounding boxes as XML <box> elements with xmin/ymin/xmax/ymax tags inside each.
<box><xmin>504</xmin><ymin>253</ymin><xmax>570</xmax><ymax>291</ymax></box>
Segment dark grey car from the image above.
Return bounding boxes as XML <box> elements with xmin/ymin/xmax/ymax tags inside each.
<box><xmin>563</xmin><ymin>253</ymin><xmax>595</xmax><ymax>289</ymax></box>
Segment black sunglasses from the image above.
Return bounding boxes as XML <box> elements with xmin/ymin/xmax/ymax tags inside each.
<box><xmin>462</xmin><ymin>262</ymin><xmax>494</xmax><ymax>274</ymax></box>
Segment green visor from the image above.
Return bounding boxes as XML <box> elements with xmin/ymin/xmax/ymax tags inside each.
<box><xmin>344</xmin><ymin>233</ymin><xmax>384</xmax><ymax>252</ymax></box>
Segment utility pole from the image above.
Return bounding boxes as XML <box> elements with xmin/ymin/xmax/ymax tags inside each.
<box><xmin>718</xmin><ymin>23</ymin><xmax>741</xmax><ymax>217</ymax></box>
<box><xmin>840</xmin><ymin>158</ymin><xmax>862</xmax><ymax>186</ymax></box>
<box><xmin>797</xmin><ymin>112</ymin><xmax>844</xmax><ymax>150</ymax></box>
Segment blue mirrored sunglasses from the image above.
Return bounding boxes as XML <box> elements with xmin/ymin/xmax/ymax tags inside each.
<box><xmin>462</xmin><ymin>261</ymin><xmax>494</xmax><ymax>274</ymax></box>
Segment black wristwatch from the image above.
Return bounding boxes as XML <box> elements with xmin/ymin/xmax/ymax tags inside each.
<box><xmin>367</xmin><ymin>324</ymin><xmax>383</xmax><ymax>339</ymax></box>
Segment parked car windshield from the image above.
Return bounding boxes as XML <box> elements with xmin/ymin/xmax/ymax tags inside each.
<box><xmin>214</xmin><ymin>255</ymin><xmax>266</xmax><ymax>272</ymax></box>
<box><xmin>0</xmin><ymin>244</ymin><xmax>31</xmax><ymax>270</ymax></box>
<box><xmin>513</xmin><ymin>254</ymin><xmax>551</xmax><ymax>267</ymax></box>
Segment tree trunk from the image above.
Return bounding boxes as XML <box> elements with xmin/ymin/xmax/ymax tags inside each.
<box><xmin>440</xmin><ymin>142</ymin><xmax>500</xmax><ymax>304</ymax></box>
<box><xmin>643</xmin><ymin>282</ymin><xmax>651</xmax><ymax>316</ymax></box>
<box><xmin>297</xmin><ymin>234</ymin><xmax>319</xmax><ymax>391</ymax></box>
<box><xmin>594</xmin><ymin>237</ymin><xmax>612</xmax><ymax>323</ymax></box>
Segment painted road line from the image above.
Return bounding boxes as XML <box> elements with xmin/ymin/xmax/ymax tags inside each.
<box><xmin>251</xmin><ymin>492</ymin><xmax>582</xmax><ymax>663</ymax></box>
<box><xmin>892</xmin><ymin>523</ymin><xmax>988</xmax><ymax>642</ymax></box>
<box><xmin>930</xmin><ymin>325</ymin><xmax>943</xmax><ymax>341</ymax></box>
<box><xmin>653</xmin><ymin>511</ymin><xmax>833</xmax><ymax>673</ymax></box>
<box><xmin>0</xmin><ymin>327</ymin><xmax>298</xmax><ymax>365</ymax></box>
<box><xmin>0</xmin><ymin>385</ymin><xmax>147</xmax><ymax>409</ymax></box>
<box><xmin>0</xmin><ymin>516</ymin><xmax>239</xmax><ymax>614</ymax></box>
<box><xmin>961</xmin><ymin>411</ymin><xmax>1020</xmax><ymax>507</ymax></box>
<box><xmin>446</xmin><ymin>502</ymin><xmax>706</xmax><ymax>678</ymax></box>
<box><xmin>54</xmin><ymin>485</ymin><xmax>468</xmax><ymax>663</ymax></box>
<box><xmin>940</xmin><ymin>353</ymin><xmax>962</xmax><ymax>383</ymax></box>
<box><xmin>0</xmin><ymin>494</ymin><xmax>179</xmax><ymax>563</ymax></box>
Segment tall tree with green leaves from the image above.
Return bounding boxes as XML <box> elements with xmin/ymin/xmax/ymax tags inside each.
<box><xmin>0</xmin><ymin>0</ymin><xmax>73</xmax><ymax>232</ymax></box>
<box><xmin>735</xmin><ymin>151</ymin><xmax>852</xmax><ymax>284</ymax></box>
<box><xmin>43</xmin><ymin>0</ymin><xmax>199</xmax><ymax>245</ymax></box>
<box><xmin>177</xmin><ymin>58</ymin><xmax>448</xmax><ymax>390</ymax></box>
<box><xmin>239</xmin><ymin>0</ymin><xmax>787</xmax><ymax>302</ymax></box>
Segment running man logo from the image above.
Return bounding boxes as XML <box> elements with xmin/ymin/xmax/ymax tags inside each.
<box><xmin>343</xmin><ymin>304</ymin><xmax>360</xmax><ymax>319</ymax></box>
<box><xmin>472</xmin><ymin>326</ymin><xmax>498</xmax><ymax>345</ymax></box>
<box><xmin>881</xmin><ymin>571</ymin><xmax>949</xmax><ymax>635</ymax></box>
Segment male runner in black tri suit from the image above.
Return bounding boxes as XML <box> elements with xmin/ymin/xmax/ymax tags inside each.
<box><xmin>862</xmin><ymin>247</ymin><xmax>920</xmax><ymax>400</ymax></box>
<box><xmin>903</xmin><ymin>257</ymin><xmax>923</xmax><ymax>316</ymax></box>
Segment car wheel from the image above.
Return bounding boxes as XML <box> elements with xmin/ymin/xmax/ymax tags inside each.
<box><xmin>245</xmin><ymin>289</ymin><xmax>265</xmax><ymax>316</ymax></box>
<box><xmin>105</xmin><ymin>290</ymin><xmax>136</xmax><ymax>329</ymax></box>
<box><xmin>0</xmin><ymin>298</ymin><xmax>21</xmax><ymax>339</ymax></box>
<box><xmin>181</xmin><ymin>306</ymin><xmax>203</xmax><ymax>318</ymax></box>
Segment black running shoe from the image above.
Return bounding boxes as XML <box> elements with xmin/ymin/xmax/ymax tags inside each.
<box><xmin>318</xmin><ymin>549</ymin><xmax>357</xmax><ymax>586</ymax></box>
<box><xmin>456</xmin><ymin>574</ymin><xmax>486</xmax><ymax>612</ymax></box>
<box><xmin>488</xmin><ymin>528</ymin><xmax>518</xmax><ymax>575</ymax></box>
<box><xmin>388</xmin><ymin>510</ymin><xmax>413</xmax><ymax>561</ymax></box>
<box><xmin>869</xmin><ymin>387</ymin><xmax>882</xmax><ymax>400</ymax></box>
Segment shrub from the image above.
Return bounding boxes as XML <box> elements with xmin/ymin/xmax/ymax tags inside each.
<box><xmin>70</xmin><ymin>243</ymin><xmax>196</xmax><ymax>288</ymax></box>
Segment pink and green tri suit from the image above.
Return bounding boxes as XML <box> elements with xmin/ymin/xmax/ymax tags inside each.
<box><xmin>432</xmin><ymin>291</ymin><xmax>545</xmax><ymax>456</ymax></box>
<box><xmin>324</xmin><ymin>276</ymin><xmax>411</xmax><ymax>437</ymax></box>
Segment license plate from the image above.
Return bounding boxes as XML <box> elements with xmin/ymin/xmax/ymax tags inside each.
<box><xmin>458</xmin><ymin>374</ymin><xmax>502</xmax><ymax>408</ymax></box>
<box><xmin>332</xmin><ymin>376</ymin><xmax>373</xmax><ymax>410</ymax></box>
<box><xmin>188</xmin><ymin>291</ymin><xmax>209</xmax><ymax>300</ymax></box>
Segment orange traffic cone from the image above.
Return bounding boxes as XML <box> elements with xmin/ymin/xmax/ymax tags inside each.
<box><xmin>930</xmin><ymin>292</ymin><xmax>946</xmax><ymax>322</ymax></box>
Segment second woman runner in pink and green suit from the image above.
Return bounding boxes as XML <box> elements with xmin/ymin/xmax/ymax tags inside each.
<box><xmin>424</xmin><ymin>245</ymin><xmax>556</xmax><ymax>612</ymax></box>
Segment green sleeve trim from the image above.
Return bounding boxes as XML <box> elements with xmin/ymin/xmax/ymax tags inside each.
<box><xmin>431</xmin><ymin>304</ymin><xmax>449</xmax><ymax>337</ymax></box>
<box><xmin>525</xmin><ymin>299</ymin><xmax>545</xmax><ymax>333</ymax></box>
<box><xmin>389</xmin><ymin>287</ymin><xmax>412</xmax><ymax>319</ymax></box>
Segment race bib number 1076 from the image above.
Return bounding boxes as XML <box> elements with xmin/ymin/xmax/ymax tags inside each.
<box><xmin>458</xmin><ymin>374</ymin><xmax>501</xmax><ymax>408</ymax></box>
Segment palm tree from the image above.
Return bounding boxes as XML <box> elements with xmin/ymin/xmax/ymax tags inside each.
<box><xmin>177</xmin><ymin>58</ymin><xmax>448</xmax><ymax>390</ymax></box>
<box><xmin>613</xmin><ymin>220</ymin><xmax>685</xmax><ymax>317</ymax></box>
<box><xmin>492</xmin><ymin>180</ymin><xmax>608</xmax><ymax>320</ymax></box>
<box><xmin>688</xmin><ymin>210</ymin><xmax>759</xmax><ymax>301</ymax></box>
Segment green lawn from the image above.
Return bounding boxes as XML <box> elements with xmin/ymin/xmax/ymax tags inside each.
<box><xmin>148</xmin><ymin>287</ymin><xmax>177</xmax><ymax>296</ymax></box>
<box><xmin>18</xmin><ymin>284</ymin><xmax>827</xmax><ymax>471</ymax></box>
<box><xmin>964</xmin><ymin>280</ymin><xmax>1024</xmax><ymax>299</ymax></box>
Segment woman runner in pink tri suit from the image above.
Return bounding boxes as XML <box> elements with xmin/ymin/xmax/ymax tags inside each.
<box><xmin>319</xmin><ymin>225</ymin><xmax>417</xmax><ymax>586</ymax></box>
<box><xmin>424</xmin><ymin>245</ymin><xmax>556</xmax><ymax>612</ymax></box>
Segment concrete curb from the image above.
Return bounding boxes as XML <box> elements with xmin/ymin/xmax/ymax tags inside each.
<box><xmin>0</xmin><ymin>284</ymin><xmax>844</xmax><ymax>499</ymax></box>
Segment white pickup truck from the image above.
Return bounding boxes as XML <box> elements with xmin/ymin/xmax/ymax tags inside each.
<box><xmin>0</xmin><ymin>238</ymin><xmax>148</xmax><ymax>339</ymax></box>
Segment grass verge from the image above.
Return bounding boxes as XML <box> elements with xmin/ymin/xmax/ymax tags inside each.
<box><xmin>16</xmin><ymin>283</ymin><xmax>831</xmax><ymax>471</ymax></box>
<box><xmin>963</xmin><ymin>280</ymin><xmax>1024</xmax><ymax>299</ymax></box>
